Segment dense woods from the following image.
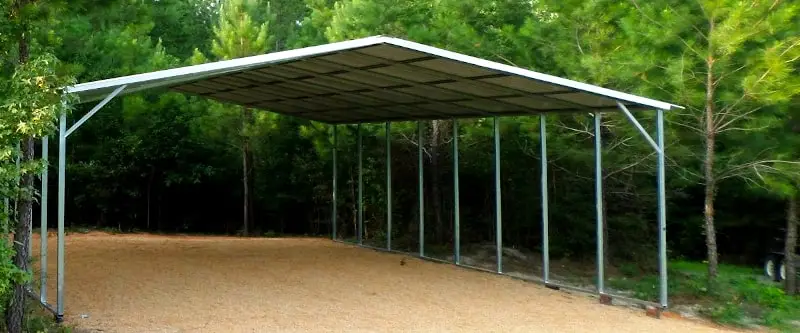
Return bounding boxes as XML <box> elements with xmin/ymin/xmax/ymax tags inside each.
<box><xmin>1</xmin><ymin>0</ymin><xmax>799</xmax><ymax>330</ymax></box>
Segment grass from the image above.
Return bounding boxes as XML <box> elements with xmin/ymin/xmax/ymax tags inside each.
<box><xmin>0</xmin><ymin>300</ymin><xmax>75</xmax><ymax>333</ymax></box>
<box><xmin>609</xmin><ymin>260</ymin><xmax>800</xmax><ymax>331</ymax></box>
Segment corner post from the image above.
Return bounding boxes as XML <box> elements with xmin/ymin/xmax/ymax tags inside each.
<box><xmin>40</xmin><ymin>136</ymin><xmax>49</xmax><ymax>303</ymax></box>
<box><xmin>453</xmin><ymin>119</ymin><xmax>460</xmax><ymax>264</ymax></box>
<box><xmin>494</xmin><ymin>117</ymin><xmax>503</xmax><ymax>273</ymax></box>
<box><xmin>56</xmin><ymin>109</ymin><xmax>66</xmax><ymax>322</ymax></box>
<box><xmin>540</xmin><ymin>114</ymin><xmax>550</xmax><ymax>282</ymax></box>
<box><xmin>656</xmin><ymin>109</ymin><xmax>668</xmax><ymax>308</ymax></box>
<box><xmin>594</xmin><ymin>112</ymin><xmax>605</xmax><ymax>295</ymax></box>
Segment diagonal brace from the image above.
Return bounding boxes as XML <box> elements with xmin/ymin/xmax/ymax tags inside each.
<box><xmin>65</xmin><ymin>85</ymin><xmax>127</xmax><ymax>138</ymax></box>
<box><xmin>616</xmin><ymin>101</ymin><xmax>662</xmax><ymax>154</ymax></box>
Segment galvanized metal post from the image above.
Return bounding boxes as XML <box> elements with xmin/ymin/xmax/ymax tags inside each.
<box><xmin>494</xmin><ymin>117</ymin><xmax>503</xmax><ymax>273</ymax></box>
<box><xmin>357</xmin><ymin>124</ymin><xmax>363</xmax><ymax>245</ymax></box>
<box><xmin>40</xmin><ymin>136</ymin><xmax>49</xmax><ymax>303</ymax></box>
<box><xmin>453</xmin><ymin>119</ymin><xmax>461</xmax><ymax>264</ymax></box>
<box><xmin>540</xmin><ymin>114</ymin><xmax>550</xmax><ymax>282</ymax></box>
<box><xmin>332</xmin><ymin>125</ymin><xmax>338</xmax><ymax>240</ymax></box>
<box><xmin>386</xmin><ymin>122</ymin><xmax>392</xmax><ymax>251</ymax></box>
<box><xmin>418</xmin><ymin>121</ymin><xmax>425</xmax><ymax>256</ymax></box>
<box><xmin>594</xmin><ymin>112</ymin><xmax>605</xmax><ymax>295</ymax></box>
<box><xmin>56</xmin><ymin>110</ymin><xmax>66</xmax><ymax>321</ymax></box>
<box><xmin>656</xmin><ymin>109</ymin><xmax>668</xmax><ymax>308</ymax></box>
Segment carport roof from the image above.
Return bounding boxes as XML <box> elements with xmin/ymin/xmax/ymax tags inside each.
<box><xmin>65</xmin><ymin>35</ymin><xmax>681</xmax><ymax>124</ymax></box>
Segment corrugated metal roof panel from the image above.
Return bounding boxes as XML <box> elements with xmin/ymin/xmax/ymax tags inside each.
<box><xmin>65</xmin><ymin>36</ymin><xmax>681</xmax><ymax>123</ymax></box>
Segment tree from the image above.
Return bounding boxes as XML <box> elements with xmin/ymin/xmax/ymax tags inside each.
<box><xmin>289</xmin><ymin>0</ymin><xmax>336</xmax><ymax>48</ymax></box>
<box><xmin>518</xmin><ymin>0</ymin><xmax>800</xmax><ymax>280</ymax></box>
<box><xmin>150</xmin><ymin>0</ymin><xmax>219</xmax><ymax>59</ymax></box>
<box><xmin>753</xmin><ymin>102</ymin><xmax>800</xmax><ymax>294</ymax></box>
<box><xmin>0</xmin><ymin>50</ymin><xmax>73</xmax><ymax>333</ymax></box>
<box><xmin>0</xmin><ymin>0</ymin><xmax>73</xmax><ymax>330</ymax></box>
<box><xmin>205</xmin><ymin>0</ymin><xmax>274</xmax><ymax>236</ymax></box>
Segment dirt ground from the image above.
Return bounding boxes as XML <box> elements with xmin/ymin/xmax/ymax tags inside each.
<box><xmin>29</xmin><ymin>232</ymin><xmax>736</xmax><ymax>333</ymax></box>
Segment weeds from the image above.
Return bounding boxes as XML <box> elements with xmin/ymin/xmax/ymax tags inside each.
<box><xmin>609</xmin><ymin>260</ymin><xmax>800</xmax><ymax>329</ymax></box>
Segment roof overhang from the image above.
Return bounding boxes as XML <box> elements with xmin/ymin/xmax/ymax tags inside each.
<box><xmin>65</xmin><ymin>36</ymin><xmax>682</xmax><ymax>124</ymax></box>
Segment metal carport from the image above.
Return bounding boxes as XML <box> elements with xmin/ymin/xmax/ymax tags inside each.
<box><xmin>36</xmin><ymin>35</ymin><xmax>680</xmax><ymax>321</ymax></box>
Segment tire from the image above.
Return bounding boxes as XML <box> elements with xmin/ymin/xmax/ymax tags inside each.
<box><xmin>778</xmin><ymin>259</ymin><xmax>786</xmax><ymax>282</ymax></box>
<box><xmin>765</xmin><ymin>255</ymin><xmax>781</xmax><ymax>282</ymax></box>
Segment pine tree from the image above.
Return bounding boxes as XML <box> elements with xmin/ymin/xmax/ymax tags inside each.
<box><xmin>521</xmin><ymin>0</ymin><xmax>800</xmax><ymax>281</ymax></box>
<box><xmin>209</xmin><ymin>0</ymin><xmax>274</xmax><ymax>236</ymax></box>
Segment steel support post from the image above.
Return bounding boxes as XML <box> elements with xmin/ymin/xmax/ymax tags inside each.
<box><xmin>386</xmin><ymin>122</ymin><xmax>392</xmax><ymax>251</ymax></box>
<box><xmin>418</xmin><ymin>121</ymin><xmax>424</xmax><ymax>256</ymax></box>
<box><xmin>453</xmin><ymin>119</ymin><xmax>461</xmax><ymax>264</ymax></box>
<box><xmin>594</xmin><ymin>112</ymin><xmax>605</xmax><ymax>294</ymax></box>
<box><xmin>55</xmin><ymin>87</ymin><xmax>124</xmax><ymax>321</ymax></box>
<box><xmin>357</xmin><ymin>124</ymin><xmax>363</xmax><ymax>245</ymax></box>
<box><xmin>656</xmin><ymin>109</ymin><xmax>668</xmax><ymax>308</ymax></box>
<box><xmin>540</xmin><ymin>114</ymin><xmax>550</xmax><ymax>282</ymax></box>
<box><xmin>40</xmin><ymin>136</ymin><xmax>49</xmax><ymax>303</ymax></box>
<box><xmin>616</xmin><ymin>101</ymin><xmax>667</xmax><ymax>306</ymax></box>
<box><xmin>332</xmin><ymin>125</ymin><xmax>338</xmax><ymax>240</ymax></box>
<box><xmin>494</xmin><ymin>117</ymin><xmax>503</xmax><ymax>274</ymax></box>
<box><xmin>56</xmin><ymin>110</ymin><xmax>66</xmax><ymax>321</ymax></box>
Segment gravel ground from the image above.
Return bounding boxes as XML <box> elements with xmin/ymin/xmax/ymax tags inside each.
<box><xmin>30</xmin><ymin>232</ymin><xmax>735</xmax><ymax>333</ymax></box>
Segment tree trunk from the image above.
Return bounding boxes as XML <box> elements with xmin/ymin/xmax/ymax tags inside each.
<box><xmin>429</xmin><ymin>120</ymin><xmax>444</xmax><ymax>243</ymax></box>
<box><xmin>703</xmin><ymin>48</ymin><xmax>719</xmax><ymax>280</ymax></box>
<box><xmin>6</xmin><ymin>5</ymin><xmax>30</xmax><ymax>330</ymax></box>
<box><xmin>785</xmin><ymin>196</ymin><xmax>798</xmax><ymax>295</ymax></box>
<box><xmin>7</xmin><ymin>139</ymin><xmax>33</xmax><ymax>333</ymax></box>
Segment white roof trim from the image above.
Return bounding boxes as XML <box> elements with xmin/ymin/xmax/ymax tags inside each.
<box><xmin>65</xmin><ymin>35</ymin><xmax>682</xmax><ymax>111</ymax></box>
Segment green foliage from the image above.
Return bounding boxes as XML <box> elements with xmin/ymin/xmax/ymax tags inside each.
<box><xmin>211</xmin><ymin>0</ymin><xmax>273</xmax><ymax>60</ymax></box>
<box><xmin>0</xmin><ymin>53</ymin><xmax>73</xmax><ymax>313</ymax></box>
<box><xmin>610</xmin><ymin>260</ymin><xmax>800</xmax><ymax>328</ymax></box>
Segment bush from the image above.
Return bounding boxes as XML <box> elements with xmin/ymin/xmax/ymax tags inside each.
<box><xmin>0</xmin><ymin>238</ymin><xmax>29</xmax><ymax>315</ymax></box>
